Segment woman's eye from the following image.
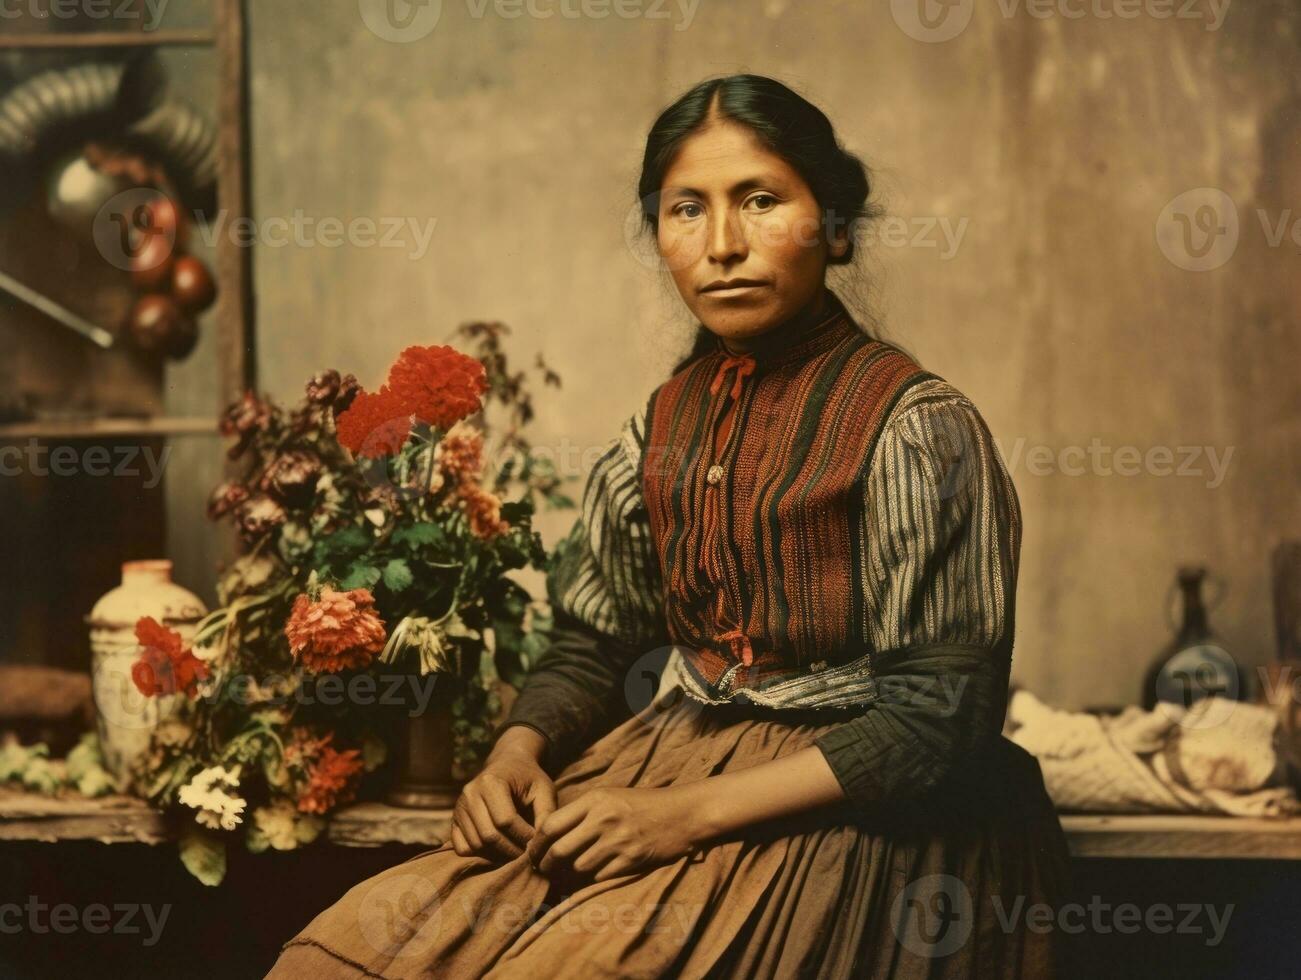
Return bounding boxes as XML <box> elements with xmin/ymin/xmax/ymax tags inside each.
<box><xmin>672</xmin><ymin>202</ymin><xmax>703</xmax><ymax>220</ymax></box>
<box><xmin>746</xmin><ymin>194</ymin><xmax>778</xmax><ymax>212</ymax></box>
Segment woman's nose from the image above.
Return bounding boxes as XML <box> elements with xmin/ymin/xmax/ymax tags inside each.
<box><xmin>707</xmin><ymin>209</ymin><xmax>748</xmax><ymax>264</ymax></box>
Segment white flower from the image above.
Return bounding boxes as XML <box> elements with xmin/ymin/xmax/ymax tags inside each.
<box><xmin>178</xmin><ymin>764</ymin><xmax>247</xmax><ymax>831</ymax></box>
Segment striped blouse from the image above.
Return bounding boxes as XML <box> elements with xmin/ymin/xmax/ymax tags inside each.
<box><xmin>505</xmin><ymin>291</ymin><xmax>1022</xmax><ymax>808</ymax></box>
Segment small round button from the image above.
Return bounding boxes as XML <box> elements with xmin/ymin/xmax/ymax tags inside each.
<box><xmin>706</xmin><ymin>464</ymin><xmax>725</xmax><ymax>485</ymax></box>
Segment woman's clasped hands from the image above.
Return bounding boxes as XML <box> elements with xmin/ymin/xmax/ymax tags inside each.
<box><xmin>451</xmin><ymin>727</ymin><xmax>705</xmax><ymax>883</ymax></box>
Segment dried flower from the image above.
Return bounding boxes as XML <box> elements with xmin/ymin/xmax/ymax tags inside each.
<box><xmin>333</xmin><ymin>373</ymin><xmax>361</xmax><ymax>415</ymax></box>
<box><xmin>131</xmin><ymin>617</ymin><xmax>209</xmax><ymax>698</ymax></box>
<box><xmin>283</xmin><ymin>586</ymin><xmax>386</xmax><ymax>673</ymax></box>
<box><xmin>217</xmin><ymin>553</ymin><xmax>282</xmax><ymax>605</ymax></box>
<box><xmin>237</xmin><ymin>494</ymin><xmax>286</xmax><ymax>540</ymax></box>
<box><xmin>462</xmin><ymin>485</ymin><xmax>511</xmax><ymax>539</ymax></box>
<box><xmin>335</xmin><ymin>386</ymin><xmax>413</xmax><ymax>458</ymax></box>
<box><xmin>387</xmin><ymin>345</ymin><xmax>489</xmax><ymax>430</ymax></box>
<box><xmin>435</xmin><ymin>421</ymin><xmax>485</xmax><ymax>487</ymax></box>
<box><xmin>220</xmin><ymin>391</ymin><xmax>274</xmax><ymax>459</ymax></box>
<box><xmin>178</xmin><ymin>764</ymin><xmax>246</xmax><ymax>830</ymax></box>
<box><xmin>305</xmin><ymin>369</ymin><xmax>341</xmax><ymax>404</ymax></box>
<box><xmin>262</xmin><ymin>450</ymin><xmax>321</xmax><ymax>505</ymax></box>
<box><xmin>207</xmin><ymin>481</ymin><xmax>249</xmax><ymax>520</ymax></box>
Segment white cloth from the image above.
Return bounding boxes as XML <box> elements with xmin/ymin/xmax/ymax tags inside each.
<box><xmin>1004</xmin><ymin>689</ymin><xmax>1298</xmax><ymax>817</ymax></box>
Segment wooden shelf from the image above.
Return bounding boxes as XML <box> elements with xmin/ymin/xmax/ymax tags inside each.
<box><xmin>1058</xmin><ymin>814</ymin><xmax>1301</xmax><ymax>860</ymax></box>
<box><xmin>0</xmin><ymin>788</ymin><xmax>167</xmax><ymax>845</ymax></box>
<box><xmin>327</xmin><ymin>802</ymin><xmax>452</xmax><ymax>849</ymax></box>
<box><xmin>0</xmin><ymin>31</ymin><xmax>215</xmax><ymax>49</ymax></box>
<box><xmin>0</xmin><ymin>417</ymin><xmax>219</xmax><ymax>440</ymax></box>
<box><xmin>4</xmin><ymin>789</ymin><xmax>1301</xmax><ymax>861</ymax></box>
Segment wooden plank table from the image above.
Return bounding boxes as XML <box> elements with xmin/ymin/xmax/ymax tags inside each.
<box><xmin>3</xmin><ymin>788</ymin><xmax>1300</xmax><ymax>859</ymax></box>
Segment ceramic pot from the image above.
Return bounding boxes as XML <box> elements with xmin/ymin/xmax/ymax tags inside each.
<box><xmin>86</xmin><ymin>560</ymin><xmax>206</xmax><ymax>782</ymax></box>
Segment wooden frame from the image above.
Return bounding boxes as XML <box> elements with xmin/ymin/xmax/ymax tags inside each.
<box><xmin>0</xmin><ymin>0</ymin><xmax>255</xmax><ymax>437</ymax></box>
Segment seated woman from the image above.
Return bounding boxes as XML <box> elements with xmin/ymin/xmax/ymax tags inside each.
<box><xmin>268</xmin><ymin>73</ymin><xmax>1072</xmax><ymax>980</ymax></box>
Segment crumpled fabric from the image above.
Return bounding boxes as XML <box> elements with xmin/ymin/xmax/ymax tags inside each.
<box><xmin>1004</xmin><ymin>688</ymin><xmax>1298</xmax><ymax>816</ymax></box>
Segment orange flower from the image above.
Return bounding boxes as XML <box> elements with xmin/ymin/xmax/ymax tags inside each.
<box><xmin>283</xmin><ymin>587</ymin><xmax>386</xmax><ymax>673</ymax></box>
<box><xmin>131</xmin><ymin>617</ymin><xmax>209</xmax><ymax>698</ymax></box>
<box><xmin>435</xmin><ymin>421</ymin><xmax>485</xmax><ymax>487</ymax></box>
<box><xmin>387</xmin><ymin>345</ymin><xmax>488</xmax><ymax>430</ymax></box>
<box><xmin>335</xmin><ymin>386</ymin><xmax>413</xmax><ymax>458</ymax></box>
<box><xmin>286</xmin><ymin>728</ymin><xmax>365</xmax><ymax>814</ymax></box>
<box><xmin>462</xmin><ymin>484</ymin><xmax>511</xmax><ymax>540</ymax></box>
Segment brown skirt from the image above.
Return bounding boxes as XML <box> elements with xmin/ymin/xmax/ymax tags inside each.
<box><xmin>266</xmin><ymin>696</ymin><xmax>1072</xmax><ymax>979</ymax></box>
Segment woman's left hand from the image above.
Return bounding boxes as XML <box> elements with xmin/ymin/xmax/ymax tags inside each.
<box><xmin>526</xmin><ymin>785</ymin><xmax>708</xmax><ymax>882</ymax></box>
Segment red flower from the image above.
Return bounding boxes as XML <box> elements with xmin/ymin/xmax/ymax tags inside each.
<box><xmin>286</xmin><ymin>728</ymin><xmax>365</xmax><ymax>814</ymax></box>
<box><xmin>130</xmin><ymin>617</ymin><xmax>209</xmax><ymax>698</ymax></box>
<box><xmin>298</xmin><ymin>743</ymin><xmax>365</xmax><ymax>814</ymax></box>
<box><xmin>283</xmin><ymin>587</ymin><xmax>387</xmax><ymax>673</ymax></box>
<box><xmin>387</xmin><ymin>345</ymin><xmax>489</xmax><ymax>430</ymax></box>
<box><xmin>334</xmin><ymin>386</ymin><xmax>413</xmax><ymax>458</ymax></box>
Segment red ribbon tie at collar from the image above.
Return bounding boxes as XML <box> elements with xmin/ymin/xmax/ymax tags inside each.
<box><xmin>710</xmin><ymin>353</ymin><xmax>756</xmax><ymax>401</ymax></box>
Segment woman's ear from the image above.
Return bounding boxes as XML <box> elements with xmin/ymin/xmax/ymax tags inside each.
<box><xmin>828</xmin><ymin>230</ymin><xmax>849</xmax><ymax>260</ymax></box>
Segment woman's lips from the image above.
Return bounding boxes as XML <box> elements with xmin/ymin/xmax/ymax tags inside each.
<box><xmin>701</xmin><ymin>283</ymin><xmax>769</xmax><ymax>298</ymax></box>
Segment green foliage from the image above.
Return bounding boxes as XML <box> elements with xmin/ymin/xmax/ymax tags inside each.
<box><xmin>178</xmin><ymin>827</ymin><xmax>227</xmax><ymax>887</ymax></box>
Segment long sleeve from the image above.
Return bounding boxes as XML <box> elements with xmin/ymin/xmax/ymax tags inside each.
<box><xmin>499</xmin><ymin>409</ymin><xmax>670</xmax><ymax>770</ymax></box>
<box><xmin>812</xmin><ymin>391</ymin><xmax>1022</xmax><ymax>810</ymax></box>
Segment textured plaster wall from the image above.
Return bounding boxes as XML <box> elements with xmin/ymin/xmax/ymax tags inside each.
<box><xmin>190</xmin><ymin>0</ymin><xmax>1301</xmax><ymax>710</ymax></box>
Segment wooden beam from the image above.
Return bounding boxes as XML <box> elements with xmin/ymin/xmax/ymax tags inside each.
<box><xmin>0</xmin><ymin>417</ymin><xmax>218</xmax><ymax>440</ymax></box>
<box><xmin>213</xmin><ymin>0</ymin><xmax>256</xmax><ymax>406</ymax></box>
<box><xmin>0</xmin><ymin>31</ymin><xmax>215</xmax><ymax>49</ymax></box>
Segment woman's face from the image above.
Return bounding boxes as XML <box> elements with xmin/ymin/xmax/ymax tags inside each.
<box><xmin>655</xmin><ymin>118</ymin><xmax>847</xmax><ymax>346</ymax></box>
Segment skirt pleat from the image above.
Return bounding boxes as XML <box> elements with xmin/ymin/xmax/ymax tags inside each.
<box><xmin>266</xmin><ymin>696</ymin><xmax>1071</xmax><ymax>979</ymax></box>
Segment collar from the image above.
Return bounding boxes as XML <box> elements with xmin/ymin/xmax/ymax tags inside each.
<box><xmin>708</xmin><ymin>290</ymin><xmax>856</xmax><ymax>399</ymax></box>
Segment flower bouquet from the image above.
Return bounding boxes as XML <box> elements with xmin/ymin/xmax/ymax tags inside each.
<box><xmin>127</xmin><ymin>322</ymin><xmax>570</xmax><ymax>884</ymax></box>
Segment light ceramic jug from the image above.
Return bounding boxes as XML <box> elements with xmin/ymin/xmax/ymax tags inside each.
<box><xmin>86</xmin><ymin>560</ymin><xmax>207</xmax><ymax>782</ymax></box>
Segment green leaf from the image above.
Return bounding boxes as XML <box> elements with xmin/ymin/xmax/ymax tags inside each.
<box><xmin>392</xmin><ymin>522</ymin><xmax>446</xmax><ymax>549</ymax></box>
<box><xmin>340</xmin><ymin>564</ymin><xmax>382</xmax><ymax>590</ymax></box>
<box><xmin>315</xmin><ymin>525</ymin><xmax>368</xmax><ymax>558</ymax></box>
<box><xmin>179</xmin><ymin>827</ymin><xmax>227</xmax><ymax>887</ymax></box>
<box><xmin>382</xmin><ymin>558</ymin><xmax>414</xmax><ymax>592</ymax></box>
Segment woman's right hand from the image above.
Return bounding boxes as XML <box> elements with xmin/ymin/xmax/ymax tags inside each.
<box><xmin>450</xmin><ymin>726</ymin><xmax>557</xmax><ymax>863</ymax></box>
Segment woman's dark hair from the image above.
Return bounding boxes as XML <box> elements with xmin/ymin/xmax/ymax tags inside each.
<box><xmin>636</xmin><ymin>74</ymin><xmax>882</xmax><ymax>375</ymax></box>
